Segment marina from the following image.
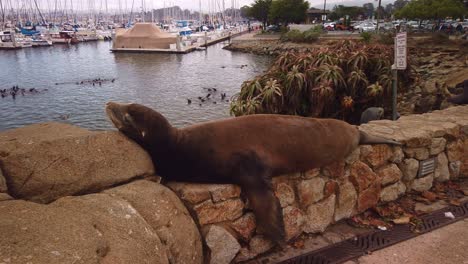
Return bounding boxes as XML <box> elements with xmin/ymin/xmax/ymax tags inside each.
<box><xmin>0</xmin><ymin>40</ymin><xmax>271</xmax><ymax>131</ymax></box>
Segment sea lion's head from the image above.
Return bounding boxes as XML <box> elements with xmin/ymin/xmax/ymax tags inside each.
<box><xmin>106</xmin><ymin>102</ymin><xmax>173</xmax><ymax>147</ymax></box>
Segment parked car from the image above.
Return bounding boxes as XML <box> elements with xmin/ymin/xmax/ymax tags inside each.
<box><xmin>266</xmin><ymin>25</ymin><xmax>281</xmax><ymax>32</ymax></box>
<box><xmin>355</xmin><ymin>22</ymin><xmax>376</xmax><ymax>32</ymax></box>
<box><xmin>378</xmin><ymin>22</ymin><xmax>395</xmax><ymax>32</ymax></box>
<box><xmin>323</xmin><ymin>22</ymin><xmax>336</xmax><ymax>31</ymax></box>
<box><xmin>406</xmin><ymin>21</ymin><xmax>420</xmax><ymax>29</ymax></box>
<box><xmin>334</xmin><ymin>21</ymin><xmax>350</xmax><ymax>31</ymax></box>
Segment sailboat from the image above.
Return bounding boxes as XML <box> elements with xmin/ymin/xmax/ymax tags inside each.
<box><xmin>0</xmin><ymin>30</ymin><xmax>20</xmax><ymax>49</ymax></box>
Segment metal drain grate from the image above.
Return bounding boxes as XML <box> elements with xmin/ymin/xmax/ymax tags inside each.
<box><xmin>279</xmin><ymin>201</ymin><xmax>468</xmax><ymax>264</ymax></box>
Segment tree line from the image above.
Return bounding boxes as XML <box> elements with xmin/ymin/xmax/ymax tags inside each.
<box><xmin>241</xmin><ymin>0</ymin><xmax>309</xmax><ymax>28</ymax></box>
<box><xmin>329</xmin><ymin>0</ymin><xmax>467</xmax><ymax>21</ymax></box>
<box><xmin>241</xmin><ymin>0</ymin><xmax>467</xmax><ymax>27</ymax></box>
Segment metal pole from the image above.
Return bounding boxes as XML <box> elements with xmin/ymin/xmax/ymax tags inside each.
<box><xmin>323</xmin><ymin>0</ymin><xmax>326</xmax><ymax>23</ymax></box>
<box><xmin>392</xmin><ymin>69</ymin><xmax>398</xmax><ymax>120</ymax></box>
<box><xmin>376</xmin><ymin>0</ymin><xmax>381</xmax><ymax>33</ymax></box>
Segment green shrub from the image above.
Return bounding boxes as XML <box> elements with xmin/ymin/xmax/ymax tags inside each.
<box><xmin>360</xmin><ymin>32</ymin><xmax>373</xmax><ymax>43</ymax></box>
<box><xmin>303</xmin><ymin>31</ymin><xmax>320</xmax><ymax>42</ymax></box>
<box><xmin>281</xmin><ymin>27</ymin><xmax>321</xmax><ymax>43</ymax></box>
<box><xmin>377</xmin><ymin>32</ymin><xmax>395</xmax><ymax>45</ymax></box>
<box><xmin>431</xmin><ymin>32</ymin><xmax>449</xmax><ymax>43</ymax></box>
<box><xmin>281</xmin><ymin>29</ymin><xmax>304</xmax><ymax>43</ymax></box>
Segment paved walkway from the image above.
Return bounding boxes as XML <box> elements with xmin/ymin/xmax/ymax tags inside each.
<box><xmin>232</xmin><ymin>32</ymin><xmax>281</xmax><ymax>41</ymax></box>
<box><xmin>348</xmin><ymin>219</ymin><xmax>468</xmax><ymax>264</ymax></box>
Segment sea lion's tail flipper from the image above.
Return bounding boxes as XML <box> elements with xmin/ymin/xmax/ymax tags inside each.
<box><xmin>231</xmin><ymin>151</ymin><xmax>286</xmax><ymax>244</ymax></box>
<box><xmin>359</xmin><ymin>131</ymin><xmax>402</xmax><ymax>146</ymax></box>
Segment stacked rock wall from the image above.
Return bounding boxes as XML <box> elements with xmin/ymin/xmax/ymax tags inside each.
<box><xmin>169</xmin><ymin>105</ymin><xmax>468</xmax><ymax>263</ymax></box>
<box><xmin>0</xmin><ymin>106</ymin><xmax>467</xmax><ymax>264</ymax></box>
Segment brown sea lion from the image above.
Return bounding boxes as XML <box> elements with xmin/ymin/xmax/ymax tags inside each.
<box><xmin>105</xmin><ymin>102</ymin><xmax>401</xmax><ymax>244</ymax></box>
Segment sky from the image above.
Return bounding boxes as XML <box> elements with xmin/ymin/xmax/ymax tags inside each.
<box><xmin>159</xmin><ymin>0</ymin><xmax>393</xmax><ymax>10</ymax></box>
<box><xmin>28</xmin><ymin>0</ymin><xmax>393</xmax><ymax>13</ymax></box>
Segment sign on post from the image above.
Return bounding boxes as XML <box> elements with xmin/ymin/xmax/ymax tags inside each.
<box><xmin>394</xmin><ymin>32</ymin><xmax>407</xmax><ymax>70</ymax></box>
<box><xmin>391</xmin><ymin>32</ymin><xmax>407</xmax><ymax>121</ymax></box>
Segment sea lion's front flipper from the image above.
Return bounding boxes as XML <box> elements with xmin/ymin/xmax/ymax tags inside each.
<box><xmin>230</xmin><ymin>151</ymin><xmax>285</xmax><ymax>244</ymax></box>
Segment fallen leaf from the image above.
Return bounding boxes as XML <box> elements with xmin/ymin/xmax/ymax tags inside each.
<box><xmin>369</xmin><ymin>218</ymin><xmax>387</xmax><ymax>227</ymax></box>
<box><xmin>421</xmin><ymin>191</ymin><xmax>437</xmax><ymax>201</ymax></box>
<box><xmin>292</xmin><ymin>239</ymin><xmax>305</xmax><ymax>249</ymax></box>
<box><xmin>415</xmin><ymin>197</ymin><xmax>431</xmax><ymax>204</ymax></box>
<box><xmin>449</xmin><ymin>199</ymin><xmax>461</xmax><ymax>206</ymax></box>
<box><xmin>393</xmin><ymin>216</ymin><xmax>411</xmax><ymax>225</ymax></box>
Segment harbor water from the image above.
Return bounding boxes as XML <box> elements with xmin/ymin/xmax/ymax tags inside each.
<box><xmin>0</xmin><ymin>41</ymin><xmax>271</xmax><ymax>131</ymax></box>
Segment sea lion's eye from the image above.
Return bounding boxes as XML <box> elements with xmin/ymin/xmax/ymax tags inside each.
<box><xmin>124</xmin><ymin>113</ymin><xmax>133</xmax><ymax>123</ymax></box>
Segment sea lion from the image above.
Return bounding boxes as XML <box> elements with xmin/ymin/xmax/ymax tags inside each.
<box><xmin>448</xmin><ymin>80</ymin><xmax>468</xmax><ymax>105</ymax></box>
<box><xmin>105</xmin><ymin>102</ymin><xmax>401</xmax><ymax>244</ymax></box>
<box><xmin>360</xmin><ymin>107</ymin><xmax>384</xmax><ymax>124</ymax></box>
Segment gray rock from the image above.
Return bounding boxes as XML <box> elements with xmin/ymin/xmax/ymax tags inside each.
<box><xmin>334</xmin><ymin>181</ymin><xmax>357</xmax><ymax>222</ymax></box>
<box><xmin>377</xmin><ymin>164</ymin><xmax>403</xmax><ymax>186</ymax></box>
<box><xmin>275</xmin><ymin>183</ymin><xmax>295</xmax><ymax>208</ymax></box>
<box><xmin>404</xmin><ymin>147</ymin><xmax>430</xmax><ymax>160</ymax></box>
<box><xmin>411</xmin><ymin>174</ymin><xmax>434</xmax><ymax>192</ymax></box>
<box><xmin>415</xmin><ymin>200</ymin><xmax>448</xmax><ymax>213</ymax></box>
<box><xmin>304</xmin><ymin>195</ymin><xmax>336</xmax><ymax>233</ymax></box>
<box><xmin>205</xmin><ymin>225</ymin><xmax>241</xmax><ymax>264</ymax></box>
<box><xmin>297</xmin><ymin>177</ymin><xmax>325</xmax><ymax>207</ymax></box>
<box><xmin>234</xmin><ymin>235</ymin><xmax>275</xmax><ymax>262</ymax></box>
<box><xmin>399</xmin><ymin>159</ymin><xmax>420</xmax><ymax>182</ymax></box>
<box><xmin>434</xmin><ymin>153</ymin><xmax>450</xmax><ymax>182</ymax></box>
<box><xmin>449</xmin><ymin>161</ymin><xmax>461</xmax><ymax>179</ymax></box>
<box><xmin>430</xmin><ymin>138</ymin><xmax>447</xmax><ymax>155</ymax></box>
<box><xmin>345</xmin><ymin>148</ymin><xmax>361</xmax><ymax>165</ymax></box>
<box><xmin>380</xmin><ymin>182</ymin><xmax>407</xmax><ymax>202</ymax></box>
<box><xmin>391</xmin><ymin>147</ymin><xmax>405</xmax><ymax>164</ymax></box>
<box><xmin>283</xmin><ymin>206</ymin><xmax>305</xmax><ymax>241</ymax></box>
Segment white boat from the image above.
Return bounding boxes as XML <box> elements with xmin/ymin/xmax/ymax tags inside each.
<box><xmin>50</xmin><ymin>31</ymin><xmax>77</xmax><ymax>44</ymax></box>
<box><xmin>96</xmin><ymin>30</ymin><xmax>112</xmax><ymax>40</ymax></box>
<box><xmin>0</xmin><ymin>31</ymin><xmax>20</xmax><ymax>49</ymax></box>
<box><xmin>76</xmin><ymin>29</ymin><xmax>99</xmax><ymax>42</ymax></box>
<box><xmin>15</xmin><ymin>35</ymin><xmax>33</xmax><ymax>48</ymax></box>
<box><xmin>32</xmin><ymin>36</ymin><xmax>53</xmax><ymax>47</ymax></box>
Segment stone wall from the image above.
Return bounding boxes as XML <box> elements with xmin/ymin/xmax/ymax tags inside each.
<box><xmin>168</xmin><ymin>105</ymin><xmax>468</xmax><ymax>263</ymax></box>
<box><xmin>0</xmin><ymin>106</ymin><xmax>467</xmax><ymax>264</ymax></box>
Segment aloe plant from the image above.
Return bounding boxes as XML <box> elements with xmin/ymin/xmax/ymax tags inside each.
<box><xmin>230</xmin><ymin>40</ymin><xmax>416</xmax><ymax>124</ymax></box>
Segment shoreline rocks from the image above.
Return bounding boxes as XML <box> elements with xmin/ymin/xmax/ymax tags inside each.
<box><xmin>0</xmin><ymin>122</ymin><xmax>154</xmax><ymax>203</ymax></box>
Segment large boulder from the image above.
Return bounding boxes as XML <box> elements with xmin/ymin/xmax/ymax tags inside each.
<box><xmin>104</xmin><ymin>181</ymin><xmax>203</xmax><ymax>264</ymax></box>
<box><xmin>0</xmin><ymin>195</ymin><xmax>167</xmax><ymax>264</ymax></box>
<box><xmin>0</xmin><ymin>123</ymin><xmax>154</xmax><ymax>203</ymax></box>
<box><xmin>0</xmin><ymin>180</ymin><xmax>203</xmax><ymax>264</ymax></box>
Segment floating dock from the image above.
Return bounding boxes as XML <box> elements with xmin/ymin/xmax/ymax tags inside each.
<box><xmin>111</xmin><ymin>26</ymin><xmax>248</xmax><ymax>54</ymax></box>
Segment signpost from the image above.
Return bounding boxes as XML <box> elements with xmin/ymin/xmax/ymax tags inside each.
<box><xmin>392</xmin><ymin>32</ymin><xmax>407</xmax><ymax>120</ymax></box>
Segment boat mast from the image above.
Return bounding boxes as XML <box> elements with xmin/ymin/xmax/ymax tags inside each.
<box><xmin>0</xmin><ymin>0</ymin><xmax>4</xmax><ymax>30</ymax></box>
<box><xmin>141</xmin><ymin>0</ymin><xmax>144</xmax><ymax>22</ymax></box>
<box><xmin>33</xmin><ymin>0</ymin><xmax>46</xmax><ymax>25</ymax></box>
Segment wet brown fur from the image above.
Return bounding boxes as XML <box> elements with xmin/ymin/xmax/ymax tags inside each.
<box><xmin>106</xmin><ymin>102</ymin><xmax>400</xmax><ymax>244</ymax></box>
